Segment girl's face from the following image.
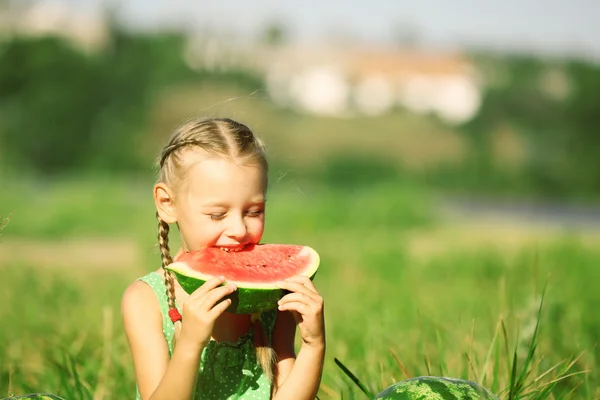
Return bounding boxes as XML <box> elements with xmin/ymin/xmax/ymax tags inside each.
<box><xmin>157</xmin><ymin>155</ymin><xmax>267</xmax><ymax>252</ymax></box>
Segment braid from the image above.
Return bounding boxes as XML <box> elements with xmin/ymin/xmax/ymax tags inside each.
<box><xmin>159</xmin><ymin>139</ymin><xmax>203</xmax><ymax>167</ymax></box>
<box><xmin>157</xmin><ymin>212</ymin><xmax>182</xmax><ymax>343</ymax></box>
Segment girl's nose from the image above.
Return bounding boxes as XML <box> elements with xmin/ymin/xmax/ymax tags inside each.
<box><xmin>225</xmin><ymin>214</ymin><xmax>248</xmax><ymax>242</ymax></box>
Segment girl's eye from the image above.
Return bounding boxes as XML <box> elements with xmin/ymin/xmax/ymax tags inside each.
<box><xmin>209</xmin><ymin>213</ymin><xmax>226</xmax><ymax>221</ymax></box>
<box><xmin>246</xmin><ymin>210</ymin><xmax>264</xmax><ymax>217</ymax></box>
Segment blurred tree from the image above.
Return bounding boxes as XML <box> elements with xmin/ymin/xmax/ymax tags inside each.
<box><xmin>561</xmin><ymin>61</ymin><xmax>600</xmax><ymax>192</ymax></box>
<box><xmin>461</xmin><ymin>54</ymin><xmax>600</xmax><ymax>197</ymax></box>
<box><xmin>0</xmin><ymin>36</ymin><xmax>108</xmax><ymax>174</ymax></box>
<box><xmin>0</xmin><ymin>24</ymin><xmax>195</xmax><ymax>175</ymax></box>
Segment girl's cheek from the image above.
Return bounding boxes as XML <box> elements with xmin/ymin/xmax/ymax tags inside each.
<box><xmin>251</xmin><ymin>223</ymin><xmax>265</xmax><ymax>241</ymax></box>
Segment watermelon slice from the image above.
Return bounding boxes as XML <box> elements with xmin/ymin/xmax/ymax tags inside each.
<box><xmin>166</xmin><ymin>244</ymin><xmax>320</xmax><ymax>314</ymax></box>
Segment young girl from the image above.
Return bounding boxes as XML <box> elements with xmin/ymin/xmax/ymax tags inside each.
<box><xmin>121</xmin><ymin>117</ymin><xmax>326</xmax><ymax>400</ymax></box>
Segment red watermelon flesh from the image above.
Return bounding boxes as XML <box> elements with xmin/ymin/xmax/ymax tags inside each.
<box><xmin>174</xmin><ymin>244</ymin><xmax>317</xmax><ymax>284</ymax></box>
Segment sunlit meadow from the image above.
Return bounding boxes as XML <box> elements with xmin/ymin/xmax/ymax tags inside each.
<box><xmin>0</xmin><ymin>174</ymin><xmax>597</xmax><ymax>399</ymax></box>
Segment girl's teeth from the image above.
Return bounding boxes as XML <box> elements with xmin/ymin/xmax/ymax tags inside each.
<box><xmin>220</xmin><ymin>247</ymin><xmax>242</xmax><ymax>252</ymax></box>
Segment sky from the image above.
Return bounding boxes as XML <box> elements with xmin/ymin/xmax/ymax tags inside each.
<box><xmin>67</xmin><ymin>0</ymin><xmax>600</xmax><ymax>59</ymax></box>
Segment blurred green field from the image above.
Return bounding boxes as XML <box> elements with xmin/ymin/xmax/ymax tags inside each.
<box><xmin>0</xmin><ymin>176</ymin><xmax>598</xmax><ymax>399</ymax></box>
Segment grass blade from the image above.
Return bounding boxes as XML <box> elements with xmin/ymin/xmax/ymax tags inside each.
<box><xmin>334</xmin><ymin>358</ymin><xmax>374</xmax><ymax>399</ymax></box>
<box><xmin>464</xmin><ymin>352</ymin><xmax>479</xmax><ymax>383</ymax></box>
<box><xmin>501</xmin><ymin>317</ymin><xmax>512</xmax><ymax>385</ymax></box>
<box><xmin>479</xmin><ymin>317</ymin><xmax>502</xmax><ymax>386</ymax></box>
<box><xmin>513</xmin><ymin>281</ymin><xmax>548</xmax><ymax>398</ymax></box>
<box><xmin>492</xmin><ymin>327</ymin><xmax>501</xmax><ymax>395</ymax></box>
<box><xmin>469</xmin><ymin>318</ymin><xmax>475</xmax><ymax>381</ymax></box>
<box><xmin>508</xmin><ymin>349</ymin><xmax>519</xmax><ymax>400</ymax></box>
<box><xmin>389</xmin><ymin>349</ymin><xmax>411</xmax><ymax>380</ymax></box>
<box><xmin>435</xmin><ymin>327</ymin><xmax>447</xmax><ymax>377</ymax></box>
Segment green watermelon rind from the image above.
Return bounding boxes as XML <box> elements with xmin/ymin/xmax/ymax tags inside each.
<box><xmin>167</xmin><ymin>245</ymin><xmax>320</xmax><ymax>314</ymax></box>
<box><xmin>374</xmin><ymin>376</ymin><xmax>500</xmax><ymax>400</ymax></box>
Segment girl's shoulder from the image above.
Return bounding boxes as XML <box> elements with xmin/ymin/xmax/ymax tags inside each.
<box><xmin>121</xmin><ymin>271</ymin><xmax>165</xmax><ymax>321</ymax></box>
<box><xmin>121</xmin><ymin>280</ymin><xmax>165</xmax><ymax>353</ymax></box>
<box><xmin>136</xmin><ymin>270</ymin><xmax>166</xmax><ymax>288</ymax></box>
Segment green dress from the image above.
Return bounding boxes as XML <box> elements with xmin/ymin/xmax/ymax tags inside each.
<box><xmin>135</xmin><ymin>272</ymin><xmax>277</xmax><ymax>400</ymax></box>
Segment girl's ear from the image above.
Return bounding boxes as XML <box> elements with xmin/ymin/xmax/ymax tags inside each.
<box><xmin>154</xmin><ymin>183</ymin><xmax>177</xmax><ymax>224</ymax></box>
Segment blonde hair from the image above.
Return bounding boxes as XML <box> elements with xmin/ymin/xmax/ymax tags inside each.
<box><xmin>155</xmin><ymin>117</ymin><xmax>276</xmax><ymax>381</ymax></box>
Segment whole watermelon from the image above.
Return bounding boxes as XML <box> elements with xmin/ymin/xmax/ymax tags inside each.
<box><xmin>2</xmin><ymin>394</ymin><xmax>65</xmax><ymax>400</ymax></box>
<box><xmin>374</xmin><ymin>376</ymin><xmax>499</xmax><ymax>400</ymax></box>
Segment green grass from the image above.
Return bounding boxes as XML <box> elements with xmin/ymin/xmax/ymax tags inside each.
<box><xmin>0</xmin><ymin>175</ymin><xmax>155</xmax><ymax>241</ymax></box>
<box><xmin>0</xmin><ymin>214</ymin><xmax>10</xmax><ymax>237</ymax></box>
<box><xmin>0</xmin><ymin>177</ymin><xmax>598</xmax><ymax>399</ymax></box>
<box><xmin>334</xmin><ymin>280</ymin><xmax>589</xmax><ymax>399</ymax></box>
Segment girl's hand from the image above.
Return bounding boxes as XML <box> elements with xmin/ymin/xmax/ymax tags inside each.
<box><xmin>276</xmin><ymin>276</ymin><xmax>325</xmax><ymax>349</ymax></box>
<box><xmin>178</xmin><ymin>276</ymin><xmax>237</xmax><ymax>351</ymax></box>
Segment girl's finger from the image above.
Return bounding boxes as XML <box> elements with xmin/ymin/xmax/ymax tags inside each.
<box><xmin>208</xmin><ymin>297</ymin><xmax>233</xmax><ymax>318</ymax></box>
<box><xmin>189</xmin><ymin>276</ymin><xmax>226</xmax><ymax>299</ymax></box>
<box><xmin>277</xmin><ymin>280</ymin><xmax>319</xmax><ymax>300</ymax></box>
<box><xmin>188</xmin><ymin>283</ymin><xmax>233</xmax><ymax>307</ymax></box>
<box><xmin>285</xmin><ymin>275</ymin><xmax>318</xmax><ymax>293</ymax></box>
<box><xmin>278</xmin><ymin>292</ymin><xmax>315</xmax><ymax>307</ymax></box>
<box><xmin>283</xmin><ymin>276</ymin><xmax>320</xmax><ymax>296</ymax></box>
<box><xmin>201</xmin><ymin>284</ymin><xmax>237</xmax><ymax>311</ymax></box>
<box><xmin>278</xmin><ymin>301</ymin><xmax>310</xmax><ymax>315</ymax></box>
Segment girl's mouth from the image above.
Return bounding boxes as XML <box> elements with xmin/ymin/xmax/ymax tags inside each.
<box><xmin>219</xmin><ymin>247</ymin><xmax>242</xmax><ymax>252</ymax></box>
<box><xmin>217</xmin><ymin>244</ymin><xmax>253</xmax><ymax>252</ymax></box>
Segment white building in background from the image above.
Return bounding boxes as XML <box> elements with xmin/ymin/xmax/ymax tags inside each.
<box><xmin>184</xmin><ymin>38</ymin><xmax>484</xmax><ymax>124</ymax></box>
<box><xmin>261</xmin><ymin>46</ymin><xmax>482</xmax><ymax>124</ymax></box>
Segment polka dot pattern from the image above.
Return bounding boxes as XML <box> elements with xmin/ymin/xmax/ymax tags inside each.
<box><xmin>134</xmin><ymin>272</ymin><xmax>276</xmax><ymax>400</ymax></box>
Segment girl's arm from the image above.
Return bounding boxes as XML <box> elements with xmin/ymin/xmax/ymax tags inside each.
<box><xmin>122</xmin><ymin>281</ymin><xmax>202</xmax><ymax>400</ymax></box>
<box><xmin>271</xmin><ymin>311</ymin><xmax>325</xmax><ymax>400</ymax></box>
<box><xmin>270</xmin><ymin>277</ymin><xmax>326</xmax><ymax>399</ymax></box>
<box><xmin>122</xmin><ymin>277</ymin><xmax>236</xmax><ymax>400</ymax></box>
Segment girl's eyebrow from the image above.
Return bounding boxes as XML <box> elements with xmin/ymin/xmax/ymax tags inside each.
<box><xmin>201</xmin><ymin>197</ymin><xmax>266</xmax><ymax>207</ymax></box>
<box><xmin>198</xmin><ymin>199</ymin><xmax>226</xmax><ymax>207</ymax></box>
<box><xmin>201</xmin><ymin>202</ymin><xmax>227</xmax><ymax>208</ymax></box>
